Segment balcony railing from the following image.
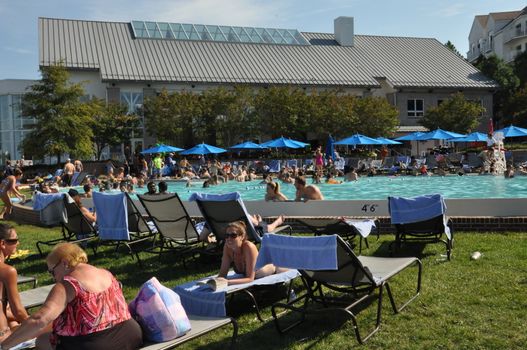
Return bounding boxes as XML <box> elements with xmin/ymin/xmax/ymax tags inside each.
<box><xmin>466</xmin><ymin>41</ymin><xmax>494</xmax><ymax>61</ymax></box>
<box><xmin>504</xmin><ymin>27</ymin><xmax>527</xmax><ymax>43</ymax></box>
<box><xmin>505</xmin><ymin>51</ymin><xmax>523</xmax><ymax>63</ymax></box>
<box><xmin>467</xmin><ymin>49</ymin><xmax>482</xmax><ymax>62</ymax></box>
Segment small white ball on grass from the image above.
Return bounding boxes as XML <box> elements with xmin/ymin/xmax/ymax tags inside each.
<box><xmin>470</xmin><ymin>251</ymin><xmax>482</xmax><ymax>260</ymax></box>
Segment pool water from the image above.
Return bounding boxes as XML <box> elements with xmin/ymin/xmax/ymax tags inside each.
<box><xmin>127</xmin><ymin>175</ymin><xmax>527</xmax><ymax>200</ymax></box>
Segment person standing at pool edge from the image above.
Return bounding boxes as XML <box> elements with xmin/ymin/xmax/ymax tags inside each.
<box><xmin>0</xmin><ymin>169</ymin><xmax>25</xmax><ymax>220</ymax></box>
<box><xmin>295</xmin><ymin>176</ymin><xmax>324</xmax><ymax>201</ymax></box>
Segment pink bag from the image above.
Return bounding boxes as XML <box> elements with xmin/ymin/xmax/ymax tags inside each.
<box><xmin>129</xmin><ymin>277</ymin><xmax>191</xmax><ymax>342</ymax></box>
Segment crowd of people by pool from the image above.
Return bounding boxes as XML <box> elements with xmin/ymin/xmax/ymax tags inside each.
<box><xmin>1</xmin><ymin>138</ymin><xmax>527</xmax><ymax>221</ymax></box>
<box><xmin>1</xmin><ymin>140</ymin><xmax>527</xmax><ymax>348</ymax></box>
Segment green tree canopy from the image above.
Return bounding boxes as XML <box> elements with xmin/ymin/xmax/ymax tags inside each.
<box><xmin>144</xmin><ymin>89</ymin><xmax>202</xmax><ymax>147</ymax></box>
<box><xmin>221</xmin><ymin>86</ymin><xmax>259</xmax><ymax>146</ymax></box>
<box><xmin>513</xmin><ymin>50</ymin><xmax>527</xmax><ymax>87</ymax></box>
<box><xmin>419</xmin><ymin>92</ymin><xmax>485</xmax><ymax>133</ymax></box>
<box><xmin>143</xmin><ymin>85</ymin><xmax>401</xmax><ymax>147</ymax></box>
<box><xmin>198</xmin><ymin>87</ymin><xmax>235</xmax><ymax>145</ymax></box>
<box><xmin>88</xmin><ymin>98</ymin><xmax>140</xmax><ymax>160</ymax></box>
<box><xmin>445</xmin><ymin>40</ymin><xmax>463</xmax><ymax>58</ymax></box>
<box><xmin>503</xmin><ymin>86</ymin><xmax>527</xmax><ymax>127</ymax></box>
<box><xmin>475</xmin><ymin>55</ymin><xmax>520</xmax><ymax>123</ymax></box>
<box><xmin>21</xmin><ymin>64</ymin><xmax>93</xmax><ymax>162</ymax></box>
<box><xmin>253</xmin><ymin>86</ymin><xmax>309</xmax><ymax>139</ymax></box>
<box><xmin>352</xmin><ymin>96</ymin><xmax>399</xmax><ymax>137</ymax></box>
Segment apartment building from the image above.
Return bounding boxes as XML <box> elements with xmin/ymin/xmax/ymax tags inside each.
<box><xmin>468</xmin><ymin>7</ymin><xmax>527</xmax><ymax>63</ymax></box>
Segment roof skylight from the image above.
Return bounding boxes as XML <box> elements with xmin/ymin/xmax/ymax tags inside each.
<box><xmin>131</xmin><ymin>21</ymin><xmax>310</xmax><ymax>46</ymax></box>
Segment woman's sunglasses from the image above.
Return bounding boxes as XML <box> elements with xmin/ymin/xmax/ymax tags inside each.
<box><xmin>48</xmin><ymin>260</ymin><xmax>61</xmax><ymax>277</ymax></box>
<box><xmin>3</xmin><ymin>238</ymin><xmax>19</xmax><ymax>245</ymax></box>
<box><xmin>224</xmin><ymin>232</ymin><xmax>240</xmax><ymax>239</ymax></box>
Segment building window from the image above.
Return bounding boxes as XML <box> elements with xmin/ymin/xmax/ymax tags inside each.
<box><xmin>437</xmin><ymin>99</ymin><xmax>443</xmax><ymax>106</ymax></box>
<box><xmin>407</xmin><ymin>99</ymin><xmax>424</xmax><ymax>117</ymax></box>
<box><xmin>120</xmin><ymin>92</ymin><xmax>143</xmax><ymax>114</ymax></box>
<box><xmin>120</xmin><ymin>91</ymin><xmax>144</xmax><ymax>139</ymax></box>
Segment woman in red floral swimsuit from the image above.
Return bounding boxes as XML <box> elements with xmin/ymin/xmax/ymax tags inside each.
<box><xmin>0</xmin><ymin>243</ymin><xmax>142</xmax><ymax>350</ymax></box>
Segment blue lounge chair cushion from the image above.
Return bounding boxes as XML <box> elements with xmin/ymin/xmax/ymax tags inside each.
<box><xmin>93</xmin><ymin>191</ymin><xmax>129</xmax><ymax>240</ymax></box>
<box><xmin>388</xmin><ymin>194</ymin><xmax>446</xmax><ymax>225</ymax></box>
<box><xmin>255</xmin><ymin>233</ymin><xmax>338</xmax><ymax>271</ymax></box>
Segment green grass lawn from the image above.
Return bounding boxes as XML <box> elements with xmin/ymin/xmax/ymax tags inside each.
<box><xmin>7</xmin><ymin>221</ymin><xmax>527</xmax><ymax>350</ymax></box>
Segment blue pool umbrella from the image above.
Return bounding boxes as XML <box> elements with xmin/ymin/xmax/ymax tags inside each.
<box><xmin>325</xmin><ymin>135</ymin><xmax>336</xmax><ymax>160</ymax></box>
<box><xmin>449</xmin><ymin>132</ymin><xmax>488</xmax><ymax>142</ymax></box>
<box><xmin>141</xmin><ymin>144</ymin><xmax>184</xmax><ymax>154</ymax></box>
<box><xmin>375</xmin><ymin>137</ymin><xmax>402</xmax><ymax>145</ymax></box>
<box><xmin>494</xmin><ymin>125</ymin><xmax>527</xmax><ymax>138</ymax></box>
<box><xmin>260</xmin><ymin>137</ymin><xmax>306</xmax><ymax>149</ymax></box>
<box><xmin>334</xmin><ymin>134</ymin><xmax>382</xmax><ymax>145</ymax></box>
<box><xmin>180</xmin><ymin>143</ymin><xmax>227</xmax><ymax>155</ymax></box>
<box><xmin>289</xmin><ymin>138</ymin><xmax>310</xmax><ymax>147</ymax></box>
<box><xmin>394</xmin><ymin>132</ymin><xmax>425</xmax><ymax>141</ymax></box>
<box><xmin>415</xmin><ymin>128</ymin><xmax>465</xmax><ymax>141</ymax></box>
<box><xmin>229</xmin><ymin>141</ymin><xmax>267</xmax><ymax>150</ymax></box>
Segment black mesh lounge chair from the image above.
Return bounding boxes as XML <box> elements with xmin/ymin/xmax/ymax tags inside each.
<box><xmin>188</xmin><ymin>192</ymin><xmax>291</xmax><ymax>244</ymax></box>
<box><xmin>388</xmin><ymin>194</ymin><xmax>453</xmax><ymax>260</ymax></box>
<box><xmin>296</xmin><ymin>218</ymin><xmax>379</xmax><ymax>253</ymax></box>
<box><xmin>137</xmin><ymin>193</ymin><xmax>200</xmax><ymax>263</ymax></box>
<box><xmin>263</xmin><ymin>234</ymin><xmax>422</xmax><ymax>344</ymax></box>
<box><xmin>36</xmin><ymin>196</ymin><xmax>98</xmax><ymax>256</ymax></box>
<box><xmin>92</xmin><ymin>192</ymin><xmax>156</xmax><ymax>264</ymax></box>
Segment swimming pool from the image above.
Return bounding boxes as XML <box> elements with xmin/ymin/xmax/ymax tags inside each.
<box><xmin>129</xmin><ymin>175</ymin><xmax>527</xmax><ymax>201</ymax></box>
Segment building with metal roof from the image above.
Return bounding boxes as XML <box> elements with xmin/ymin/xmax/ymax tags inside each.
<box><xmin>38</xmin><ymin>16</ymin><xmax>497</xmax><ymax>150</ymax></box>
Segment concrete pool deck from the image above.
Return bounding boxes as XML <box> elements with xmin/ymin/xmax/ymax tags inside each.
<box><xmin>12</xmin><ymin>197</ymin><xmax>527</xmax><ymax>232</ymax></box>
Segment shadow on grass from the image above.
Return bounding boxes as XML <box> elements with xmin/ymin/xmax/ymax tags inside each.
<box><xmin>237</xmin><ymin>296</ymin><xmax>379</xmax><ymax>350</ymax></box>
<box><xmin>372</xmin><ymin>241</ymin><xmax>442</xmax><ymax>261</ymax></box>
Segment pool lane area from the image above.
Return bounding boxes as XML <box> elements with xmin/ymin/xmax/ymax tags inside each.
<box><xmin>14</xmin><ymin>174</ymin><xmax>527</xmax><ymax>232</ymax></box>
<box><xmin>140</xmin><ymin>174</ymin><xmax>527</xmax><ymax>201</ymax></box>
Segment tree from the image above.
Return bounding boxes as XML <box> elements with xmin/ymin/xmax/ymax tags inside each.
<box><xmin>503</xmin><ymin>87</ymin><xmax>527</xmax><ymax>127</ymax></box>
<box><xmin>253</xmin><ymin>86</ymin><xmax>309</xmax><ymax>139</ymax></box>
<box><xmin>513</xmin><ymin>50</ymin><xmax>527</xmax><ymax>87</ymax></box>
<box><xmin>307</xmin><ymin>89</ymin><xmax>353</xmax><ymax>138</ymax></box>
<box><xmin>198</xmin><ymin>87</ymin><xmax>235</xmax><ymax>145</ymax></box>
<box><xmin>475</xmin><ymin>55</ymin><xmax>520</xmax><ymax>124</ymax></box>
<box><xmin>220</xmin><ymin>86</ymin><xmax>259</xmax><ymax>145</ymax></box>
<box><xmin>353</xmin><ymin>96</ymin><xmax>399</xmax><ymax>136</ymax></box>
<box><xmin>143</xmin><ymin>89</ymin><xmax>203</xmax><ymax>147</ymax></box>
<box><xmin>419</xmin><ymin>92</ymin><xmax>485</xmax><ymax>133</ymax></box>
<box><xmin>21</xmin><ymin>64</ymin><xmax>93</xmax><ymax>162</ymax></box>
<box><xmin>88</xmin><ymin>98</ymin><xmax>140</xmax><ymax>160</ymax></box>
<box><xmin>445</xmin><ymin>40</ymin><xmax>463</xmax><ymax>58</ymax></box>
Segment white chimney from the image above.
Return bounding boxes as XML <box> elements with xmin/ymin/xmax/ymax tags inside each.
<box><xmin>334</xmin><ymin>16</ymin><xmax>354</xmax><ymax>47</ymax></box>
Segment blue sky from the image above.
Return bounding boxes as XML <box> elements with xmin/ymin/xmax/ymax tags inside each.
<box><xmin>0</xmin><ymin>0</ymin><xmax>525</xmax><ymax>79</ymax></box>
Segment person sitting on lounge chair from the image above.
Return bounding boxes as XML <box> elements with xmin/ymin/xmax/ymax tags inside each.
<box><xmin>68</xmin><ymin>189</ymin><xmax>96</xmax><ymax>224</ymax></box>
<box><xmin>0</xmin><ymin>243</ymin><xmax>143</xmax><ymax>350</ymax></box>
<box><xmin>0</xmin><ymin>224</ymin><xmax>29</xmax><ymax>340</ymax></box>
<box><xmin>198</xmin><ymin>214</ymin><xmax>285</xmax><ymax>243</ymax></box>
<box><xmin>217</xmin><ymin>221</ymin><xmax>286</xmax><ymax>285</ymax></box>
